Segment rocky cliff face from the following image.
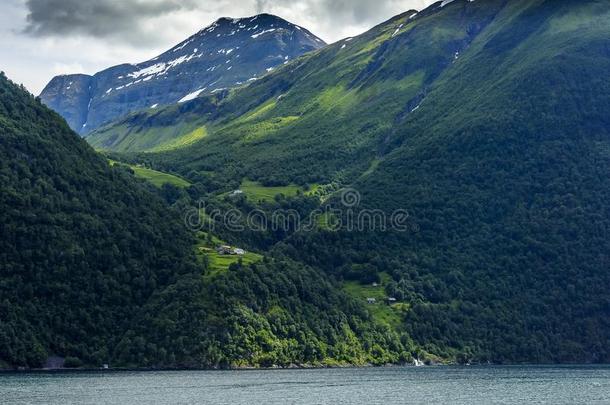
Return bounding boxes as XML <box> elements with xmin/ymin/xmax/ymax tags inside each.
<box><xmin>38</xmin><ymin>74</ymin><xmax>95</xmax><ymax>132</ymax></box>
<box><xmin>39</xmin><ymin>14</ymin><xmax>325</xmax><ymax>134</ymax></box>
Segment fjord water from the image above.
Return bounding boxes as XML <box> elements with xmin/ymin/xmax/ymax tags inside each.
<box><xmin>1</xmin><ymin>366</ymin><xmax>609</xmax><ymax>404</ymax></box>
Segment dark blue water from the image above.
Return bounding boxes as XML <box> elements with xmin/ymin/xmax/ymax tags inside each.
<box><xmin>1</xmin><ymin>365</ymin><xmax>609</xmax><ymax>404</ymax></box>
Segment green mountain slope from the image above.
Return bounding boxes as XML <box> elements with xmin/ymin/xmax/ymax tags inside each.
<box><xmin>286</xmin><ymin>0</ymin><xmax>610</xmax><ymax>363</ymax></box>
<box><xmin>0</xmin><ymin>73</ymin><xmax>198</xmax><ymax>368</ymax></box>
<box><xmin>87</xmin><ymin>0</ymin><xmax>505</xmax><ymax>178</ymax></box>
<box><xmin>0</xmin><ymin>73</ymin><xmax>413</xmax><ymax>368</ymax></box>
<box><xmin>347</xmin><ymin>0</ymin><xmax>610</xmax><ymax>363</ymax></box>
<box><xmin>88</xmin><ymin>0</ymin><xmax>610</xmax><ymax>363</ymax></box>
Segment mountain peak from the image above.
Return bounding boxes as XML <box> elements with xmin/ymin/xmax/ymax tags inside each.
<box><xmin>187</xmin><ymin>13</ymin><xmax>324</xmax><ymax>46</ymax></box>
<box><xmin>40</xmin><ymin>15</ymin><xmax>325</xmax><ymax>134</ymax></box>
<box><xmin>214</xmin><ymin>13</ymin><xmax>295</xmax><ymax>25</ymax></box>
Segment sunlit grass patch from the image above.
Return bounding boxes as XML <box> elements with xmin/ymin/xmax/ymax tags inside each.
<box><xmin>108</xmin><ymin>159</ymin><xmax>191</xmax><ymax>188</ymax></box>
<box><xmin>343</xmin><ymin>273</ymin><xmax>407</xmax><ymax>330</ymax></box>
<box><xmin>152</xmin><ymin>126</ymin><xmax>208</xmax><ymax>152</ymax></box>
<box><xmin>195</xmin><ymin>232</ymin><xmax>263</xmax><ymax>278</ymax></box>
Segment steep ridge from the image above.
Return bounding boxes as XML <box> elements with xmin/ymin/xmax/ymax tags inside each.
<box><xmin>91</xmin><ymin>0</ymin><xmax>609</xmax><ymax>363</ymax></box>
<box><xmin>88</xmin><ymin>0</ymin><xmax>503</xmax><ymax>160</ymax></box>
<box><xmin>40</xmin><ymin>14</ymin><xmax>325</xmax><ymax>134</ymax></box>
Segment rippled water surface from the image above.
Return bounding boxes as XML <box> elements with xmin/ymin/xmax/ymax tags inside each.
<box><xmin>1</xmin><ymin>365</ymin><xmax>609</xmax><ymax>404</ymax></box>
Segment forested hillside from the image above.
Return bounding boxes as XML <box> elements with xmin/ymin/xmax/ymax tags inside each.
<box><xmin>347</xmin><ymin>0</ymin><xmax>610</xmax><ymax>363</ymax></box>
<box><xmin>0</xmin><ymin>72</ymin><xmax>197</xmax><ymax>367</ymax></box>
<box><xmin>89</xmin><ymin>0</ymin><xmax>610</xmax><ymax>363</ymax></box>
<box><xmin>0</xmin><ymin>73</ymin><xmax>412</xmax><ymax>369</ymax></box>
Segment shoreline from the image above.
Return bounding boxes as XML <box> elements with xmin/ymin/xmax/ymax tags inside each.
<box><xmin>1</xmin><ymin>362</ymin><xmax>606</xmax><ymax>374</ymax></box>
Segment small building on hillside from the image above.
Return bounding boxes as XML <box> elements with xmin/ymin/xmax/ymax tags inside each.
<box><xmin>367</xmin><ymin>298</ymin><xmax>376</xmax><ymax>304</ymax></box>
<box><xmin>216</xmin><ymin>245</ymin><xmax>247</xmax><ymax>256</ymax></box>
<box><xmin>386</xmin><ymin>297</ymin><xmax>397</xmax><ymax>305</ymax></box>
<box><xmin>216</xmin><ymin>245</ymin><xmax>233</xmax><ymax>255</ymax></box>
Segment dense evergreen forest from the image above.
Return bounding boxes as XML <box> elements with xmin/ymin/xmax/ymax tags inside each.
<box><xmin>0</xmin><ymin>74</ymin><xmax>411</xmax><ymax>369</ymax></box>
<box><xmin>0</xmin><ymin>72</ymin><xmax>197</xmax><ymax>367</ymax></box>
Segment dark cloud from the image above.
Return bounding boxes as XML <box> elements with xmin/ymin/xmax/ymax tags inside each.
<box><xmin>24</xmin><ymin>0</ymin><xmax>197</xmax><ymax>43</ymax></box>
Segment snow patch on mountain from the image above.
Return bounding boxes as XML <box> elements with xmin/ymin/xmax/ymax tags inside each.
<box><xmin>252</xmin><ymin>28</ymin><xmax>277</xmax><ymax>39</ymax></box>
<box><xmin>178</xmin><ymin>88</ymin><xmax>206</xmax><ymax>103</ymax></box>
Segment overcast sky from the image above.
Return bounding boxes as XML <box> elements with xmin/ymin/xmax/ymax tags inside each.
<box><xmin>2</xmin><ymin>0</ymin><xmax>436</xmax><ymax>94</ymax></box>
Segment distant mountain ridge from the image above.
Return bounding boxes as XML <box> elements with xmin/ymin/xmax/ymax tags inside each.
<box><xmin>39</xmin><ymin>14</ymin><xmax>325</xmax><ymax>134</ymax></box>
